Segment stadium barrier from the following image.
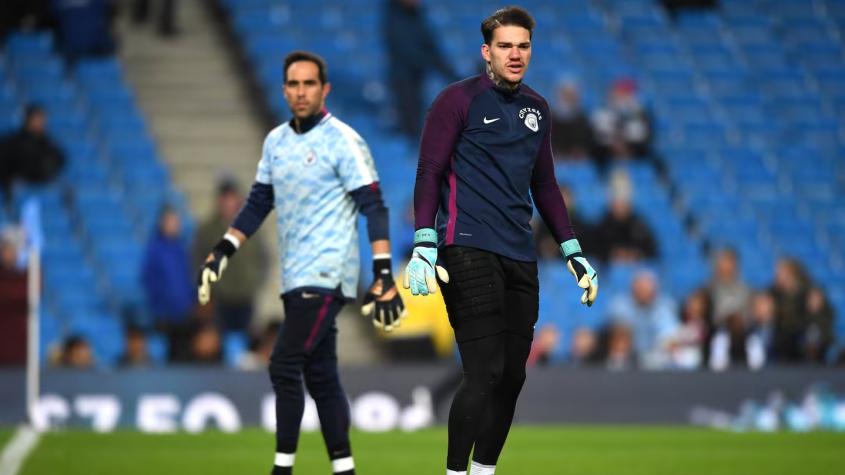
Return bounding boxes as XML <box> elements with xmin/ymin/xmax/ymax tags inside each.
<box><xmin>0</xmin><ymin>366</ymin><xmax>843</xmax><ymax>432</ymax></box>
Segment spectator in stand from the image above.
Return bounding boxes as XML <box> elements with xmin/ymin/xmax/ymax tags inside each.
<box><xmin>383</xmin><ymin>0</ymin><xmax>458</xmax><ymax>139</ymax></box>
<box><xmin>58</xmin><ymin>335</ymin><xmax>95</xmax><ymax>368</ymax></box>
<box><xmin>50</xmin><ymin>0</ymin><xmax>117</xmax><ymax>61</ymax></box>
<box><xmin>238</xmin><ymin>322</ymin><xmax>280</xmax><ymax>370</ymax></box>
<box><xmin>132</xmin><ymin>0</ymin><xmax>179</xmax><ymax>38</ymax></box>
<box><xmin>592</xmin><ymin>78</ymin><xmax>653</xmax><ymax>168</ymax></box>
<box><xmin>193</xmin><ymin>178</ymin><xmax>267</xmax><ymax>332</ymax></box>
<box><xmin>708</xmin><ymin>311</ymin><xmax>748</xmax><ymax>371</ymax></box>
<box><xmin>746</xmin><ymin>291</ymin><xmax>776</xmax><ymax>368</ymax></box>
<box><xmin>604</xmin><ymin>323</ymin><xmax>634</xmax><ymax>371</ymax></box>
<box><xmin>534</xmin><ymin>185</ymin><xmax>593</xmax><ymax>260</ymax></box>
<box><xmin>183</xmin><ymin>322</ymin><xmax>222</xmax><ymax>365</ymax></box>
<box><xmin>0</xmin><ymin>0</ymin><xmax>52</xmax><ymax>39</ymax></box>
<box><xmin>666</xmin><ymin>288</ymin><xmax>710</xmax><ymax>370</ymax></box>
<box><xmin>0</xmin><ymin>227</ymin><xmax>27</xmax><ymax>365</ymax></box>
<box><xmin>0</xmin><ymin>105</ymin><xmax>65</xmax><ymax>206</ymax></box>
<box><xmin>593</xmin><ymin>170</ymin><xmax>656</xmax><ymax>263</ymax></box>
<box><xmin>550</xmin><ymin>79</ymin><xmax>596</xmax><ymax>161</ymax></box>
<box><xmin>118</xmin><ymin>326</ymin><xmax>151</xmax><ymax>368</ymax></box>
<box><xmin>770</xmin><ymin>258</ymin><xmax>833</xmax><ymax>363</ymax></box>
<box><xmin>608</xmin><ymin>269</ymin><xmax>678</xmax><ymax>369</ymax></box>
<box><xmin>705</xmin><ymin>248</ymin><xmax>750</xmax><ymax>327</ymax></box>
<box><xmin>141</xmin><ymin>205</ymin><xmax>195</xmax><ymax>361</ymax></box>
<box><xmin>526</xmin><ymin>324</ymin><xmax>561</xmax><ymax>367</ymax></box>
<box><xmin>804</xmin><ymin>287</ymin><xmax>834</xmax><ymax>362</ymax></box>
<box><xmin>569</xmin><ymin>326</ymin><xmax>600</xmax><ymax>366</ymax></box>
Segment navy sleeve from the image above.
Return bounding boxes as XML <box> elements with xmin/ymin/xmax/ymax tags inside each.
<box><xmin>232</xmin><ymin>182</ymin><xmax>274</xmax><ymax>238</ymax></box>
<box><xmin>531</xmin><ymin>117</ymin><xmax>576</xmax><ymax>244</ymax></box>
<box><xmin>350</xmin><ymin>182</ymin><xmax>389</xmax><ymax>242</ymax></box>
<box><xmin>414</xmin><ymin>84</ymin><xmax>469</xmax><ymax>230</ymax></box>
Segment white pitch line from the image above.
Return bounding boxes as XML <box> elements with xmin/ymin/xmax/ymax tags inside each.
<box><xmin>0</xmin><ymin>426</ymin><xmax>41</xmax><ymax>475</ymax></box>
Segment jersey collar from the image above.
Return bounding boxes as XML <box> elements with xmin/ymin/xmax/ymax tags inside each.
<box><xmin>290</xmin><ymin>109</ymin><xmax>329</xmax><ymax>135</ymax></box>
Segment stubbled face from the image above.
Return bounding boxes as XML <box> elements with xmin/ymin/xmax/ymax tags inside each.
<box><xmin>284</xmin><ymin>61</ymin><xmax>330</xmax><ymax>120</ymax></box>
<box><xmin>481</xmin><ymin>25</ymin><xmax>532</xmax><ymax>86</ymax></box>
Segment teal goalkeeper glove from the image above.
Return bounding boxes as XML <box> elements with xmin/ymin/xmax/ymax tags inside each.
<box><xmin>402</xmin><ymin>228</ymin><xmax>449</xmax><ymax>296</ymax></box>
<box><xmin>561</xmin><ymin>239</ymin><xmax>598</xmax><ymax>307</ymax></box>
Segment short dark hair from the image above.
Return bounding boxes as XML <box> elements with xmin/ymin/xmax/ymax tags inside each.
<box><xmin>481</xmin><ymin>6</ymin><xmax>536</xmax><ymax>45</ymax></box>
<box><xmin>24</xmin><ymin>103</ymin><xmax>44</xmax><ymax>119</ymax></box>
<box><xmin>283</xmin><ymin>50</ymin><xmax>328</xmax><ymax>84</ymax></box>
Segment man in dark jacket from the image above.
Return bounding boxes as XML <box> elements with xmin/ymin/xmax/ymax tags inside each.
<box><xmin>0</xmin><ymin>105</ymin><xmax>65</xmax><ymax>206</ymax></box>
<box><xmin>593</xmin><ymin>170</ymin><xmax>657</xmax><ymax>263</ymax></box>
<box><xmin>383</xmin><ymin>0</ymin><xmax>458</xmax><ymax>139</ymax></box>
<box><xmin>193</xmin><ymin>179</ymin><xmax>267</xmax><ymax>332</ymax></box>
<box><xmin>550</xmin><ymin>80</ymin><xmax>596</xmax><ymax>160</ymax></box>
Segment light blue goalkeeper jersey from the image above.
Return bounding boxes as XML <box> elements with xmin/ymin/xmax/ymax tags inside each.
<box><xmin>255</xmin><ymin>112</ymin><xmax>378</xmax><ymax>299</ymax></box>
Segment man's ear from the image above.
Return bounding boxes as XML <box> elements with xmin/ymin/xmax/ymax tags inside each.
<box><xmin>322</xmin><ymin>81</ymin><xmax>332</xmax><ymax>100</ymax></box>
<box><xmin>481</xmin><ymin>43</ymin><xmax>491</xmax><ymax>63</ymax></box>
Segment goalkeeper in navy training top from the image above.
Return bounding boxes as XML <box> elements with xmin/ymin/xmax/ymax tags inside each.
<box><xmin>197</xmin><ymin>51</ymin><xmax>404</xmax><ymax>475</ymax></box>
<box><xmin>404</xmin><ymin>7</ymin><xmax>599</xmax><ymax>475</ymax></box>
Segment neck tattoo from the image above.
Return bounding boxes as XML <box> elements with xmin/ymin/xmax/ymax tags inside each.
<box><xmin>487</xmin><ymin>63</ymin><xmax>519</xmax><ymax>90</ymax></box>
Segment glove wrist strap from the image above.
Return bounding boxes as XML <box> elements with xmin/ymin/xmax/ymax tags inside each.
<box><xmin>373</xmin><ymin>255</ymin><xmax>393</xmax><ymax>281</ymax></box>
<box><xmin>413</xmin><ymin>228</ymin><xmax>437</xmax><ymax>246</ymax></box>
<box><xmin>560</xmin><ymin>238</ymin><xmax>582</xmax><ymax>259</ymax></box>
<box><xmin>213</xmin><ymin>237</ymin><xmax>238</xmax><ymax>258</ymax></box>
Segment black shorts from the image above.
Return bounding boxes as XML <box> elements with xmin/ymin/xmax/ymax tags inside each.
<box><xmin>438</xmin><ymin>246</ymin><xmax>539</xmax><ymax>343</ymax></box>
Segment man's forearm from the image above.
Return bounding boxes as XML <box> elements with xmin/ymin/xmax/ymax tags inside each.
<box><xmin>232</xmin><ymin>182</ymin><xmax>274</xmax><ymax>238</ymax></box>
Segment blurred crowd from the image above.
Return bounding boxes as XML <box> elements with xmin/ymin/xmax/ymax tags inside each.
<box><xmin>528</xmin><ymin>247</ymin><xmax>836</xmax><ymax>371</ymax></box>
<box><xmin>550</xmin><ymin>77</ymin><xmax>657</xmax><ymax>171</ymax></box>
<box><xmin>31</xmin><ymin>177</ymin><xmax>273</xmax><ymax>369</ymax></box>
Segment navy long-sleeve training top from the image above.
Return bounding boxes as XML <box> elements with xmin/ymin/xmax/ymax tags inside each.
<box><xmin>414</xmin><ymin>73</ymin><xmax>575</xmax><ymax>262</ymax></box>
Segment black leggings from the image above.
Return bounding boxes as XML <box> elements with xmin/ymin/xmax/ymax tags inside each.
<box><xmin>446</xmin><ymin>331</ymin><xmax>532</xmax><ymax>471</ymax></box>
<box><xmin>269</xmin><ymin>292</ymin><xmax>351</xmax><ymax>461</ymax></box>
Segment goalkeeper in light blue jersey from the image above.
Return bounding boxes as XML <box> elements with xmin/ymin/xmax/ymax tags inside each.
<box><xmin>196</xmin><ymin>51</ymin><xmax>403</xmax><ymax>475</ymax></box>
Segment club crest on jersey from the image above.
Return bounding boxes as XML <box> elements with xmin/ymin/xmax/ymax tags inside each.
<box><xmin>304</xmin><ymin>149</ymin><xmax>317</xmax><ymax>166</ymax></box>
<box><xmin>518</xmin><ymin>107</ymin><xmax>542</xmax><ymax>132</ymax></box>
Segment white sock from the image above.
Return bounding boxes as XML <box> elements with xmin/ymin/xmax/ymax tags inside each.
<box><xmin>470</xmin><ymin>461</ymin><xmax>496</xmax><ymax>475</ymax></box>
<box><xmin>447</xmin><ymin>470</ymin><xmax>467</xmax><ymax>475</ymax></box>
<box><xmin>332</xmin><ymin>456</ymin><xmax>354</xmax><ymax>473</ymax></box>
<box><xmin>274</xmin><ymin>452</ymin><xmax>295</xmax><ymax>467</ymax></box>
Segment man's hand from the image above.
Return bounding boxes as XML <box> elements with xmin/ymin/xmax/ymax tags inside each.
<box><xmin>561</xmin><ymin>238</ymin><xmax>598</xmax><ymax>307</ymax></box>
<box><xmin>361</xmin><ymin>256</ymin><xmax>406</xmax><ymax>331</ymax></box>
<box><xmin>197</xmin><ymin>236</ymin><xmax>238</xmax><ymax>305</ymax></box>
<box><xmin>402</xmin><ymin>228</ymin><xmax>449</xmax><ymax>296</ymax></box>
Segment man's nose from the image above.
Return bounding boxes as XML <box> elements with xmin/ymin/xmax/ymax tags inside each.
<box><xmin>508</xmin><ymin>47</ymin><xmax>521</xmax><ymax>59</ymax></box>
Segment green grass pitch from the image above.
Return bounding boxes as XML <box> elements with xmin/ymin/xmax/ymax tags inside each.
<box><xmin>5</xmin><ymin>426</ymin><xmax>845</xmax><ymax>474</ymax></box>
